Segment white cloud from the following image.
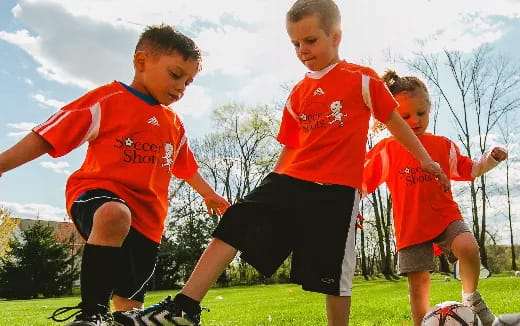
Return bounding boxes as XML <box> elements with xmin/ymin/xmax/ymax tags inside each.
<box><xmin>2</xmin><ymin>0</ymin><xmax>518</xmax><ymax>108</ymax></box>
<box><xmin>6</xmin><ymin>122</ymin><xmax>37</xmax><ymax>138</ymax></box>
<box><xmin>1</xmin><ymin>201</ymin><xmax>68</xmax><ymax>222</ymax></box>
<box><xmin>32</xmin><ymin>93</ymin><xmax>66</xmax><ymax>109</ymax></box>
<box><xmin>174</xmin><ymin>84</ymin><xmax>212</xmax><ymax>118</ymax></box>
<box><xmin>39</xmin><ymin>161</ymin><xmax>71</xmax><ymax>175</ymax></box>
<box><xmin>1</xmin><ymin>1</ymin><xmax>138</xmax><ymax>89</ymax></box>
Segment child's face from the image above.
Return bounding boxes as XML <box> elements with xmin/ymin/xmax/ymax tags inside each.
<box><xmin>395</xmin><ymin>90</ymin><xmax>431</xmax><ymax>136</ymax></box>
<box><xmin>286</xmin><ymin>14</ymin><xmax>341</xmax><ymax>72</ymax></box>
<box><xmin>135</xmin><ymin>50</ymin><xmax>199</xmax><ymax>105</ymax></box>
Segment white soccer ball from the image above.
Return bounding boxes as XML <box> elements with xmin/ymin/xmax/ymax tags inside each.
<box><xmin>422</xmin><ymin>301</ymin><xmax>482</xmax><ymax>326</ymax></box>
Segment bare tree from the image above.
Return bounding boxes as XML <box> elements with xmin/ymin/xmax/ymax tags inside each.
<box><xmin>163</xmin><ymin>103</ymin><xmax>281</xmax><ymax>285</ymax></box>
<box><xmin>406</xmin><ymin>46</ymin><xmax>520</xmax><ymax>266</ymax></box>
<box><xmin>497</xmin><ymin>113</ymin><xmax>519</xmax><ymax>271</ymax></box>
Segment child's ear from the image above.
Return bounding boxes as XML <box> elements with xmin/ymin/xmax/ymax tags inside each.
<box><xmin>134</xmin><ymin>51</ymin><xmax>146</xmax><ymax>72</ymax></box>
<box><xmin>332</xmin><ymin>29</ymin><xmax>342</xmax><ymax>47</ymax></box>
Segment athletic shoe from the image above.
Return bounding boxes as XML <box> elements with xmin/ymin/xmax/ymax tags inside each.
<box><xmin>463</xmin><ymin>291</ymin><xmax>496</xmax><ymax>326</ymax></box>
<box><xmin>49</xmin><ymin>302</ymin><xmax>113</xmax><ymax>326</ymax></box>
<box><xmin>492</xmin><ymin>313</ymin><xmax>520</xmax><ymax>326</ymax></box>
<box><xmin>113</xmin><ymin>295</ymin><xmax>208</xmax><ymax>326</ymax></box>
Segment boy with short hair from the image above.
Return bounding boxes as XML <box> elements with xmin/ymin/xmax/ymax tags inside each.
<box><xmin>0</xmin><ymin>24</ymin><xmax>230</xmax><ymax>326</ymax></box>
<box><xmin>116</xmin><ymin>1</ymin><xmax>449</xmax><ymax>325</ymax></box>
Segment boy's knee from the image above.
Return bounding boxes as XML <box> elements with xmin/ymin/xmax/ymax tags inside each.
<box><xmin>93</xmin><ymin>201</ymin><xmax>132</xmax><ymax>235</ymax></box>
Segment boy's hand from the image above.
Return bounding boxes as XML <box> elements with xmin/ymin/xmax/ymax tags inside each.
<box><xmin>203</xmin><ymin>193</ymin><xmax>231</xmax><ymax>216</ymax></box>
<box><xmin>491</xmin><ymin>147</ymin><xmax>508</xmax><ymax>162</ymax></box>
<box><xmin>421</xmin><ymin>160</ymin><xmax>451</xmax><ymax>192</ymax></box>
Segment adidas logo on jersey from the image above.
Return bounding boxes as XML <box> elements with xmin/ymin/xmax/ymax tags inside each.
<box><xmin>147</xmin><ymin>116</ymin><xmax>160</xmax><ymax>126</ymax></box>
<box><xmin>313</xmin><ymin>87</ymin><xmax>325</xmax><ymax>96</ymax></box>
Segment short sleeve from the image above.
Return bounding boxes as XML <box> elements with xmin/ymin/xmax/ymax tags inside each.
<box><xmin>448</xmin><ymin>140</ymin><xmax>474</xmax><ymax>181</ymax></box>
<box><xmin>32</xmin><ymin>102</ymin><xmax>100</xmax><ymax>158</ymax></box>
<box><xmin>362</xmin><ymin>139</ymin><xmax>389</xmax><ymax>195</ymax></box>
<box><xmin>276</xmin><ymin>98</ymin><xmax>300</xmax><ymax>148</ymax></box>
<box><xmin>362</xmin><ymin>74</ymin><xmax>398</xmax><ymax>123</ymax></box>
<box><xmin>171</xmin><ymin>136</ymin><xmax>199</xmax><ymax>179</ymax></box>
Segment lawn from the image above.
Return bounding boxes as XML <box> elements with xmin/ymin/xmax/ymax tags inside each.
<box><xmin>1</xmin><ymin>274</ymin><xmax>518</xmax><ymax>325</ymax></box>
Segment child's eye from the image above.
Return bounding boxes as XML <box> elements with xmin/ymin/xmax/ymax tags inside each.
<box><xmin>418</xmin><ymin>111</ymin><xmax>425</xmax><ymax>116</ymax></box>
<box><xmin>402</xmin><ymin>114</ymin><xmax>410</xmax><ymax>120</ymax></box>
<box><xmin>306</xmin><ymin>38</ymin><xmax>317</xmax><ymax>45</ymax></box>
<box><xmin>169</xmin><ymin>71</ymin><xmax>180</xmax><ymax>79</ymax></box>
<box><xmin>292</xmin><ymin>42</ymin><xmax>300</xmax><ymax>49</ymax></box>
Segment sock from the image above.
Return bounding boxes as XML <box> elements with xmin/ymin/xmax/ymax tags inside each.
<box><xmin>174</xmin><ymin>293</ymin><xmax>201</xmax><ymax>315</ymax></box>
<box><xmin>80</xmin><ymin>243</ymin><xmax>120</xmax><ymax>314</ymax></box>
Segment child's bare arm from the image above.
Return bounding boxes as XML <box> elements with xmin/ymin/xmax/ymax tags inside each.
<box><xmin>471</xmin><ymin>147</ymin><xmax>507</xmax><ymax>178</ymax></box>
<box><xmin>0</xmin><ymin>131</ymin><xmax>52</xmax><ymax>177</ymax></box>
<box><xmin>185</xmin><ymin>171</ymin><xmax>230</xmax><ymax>216</ymax></box>
<box><xmin>384</xmin><ymin>111</ymin><xmax>450</xmax><ymax>191</ymax></box>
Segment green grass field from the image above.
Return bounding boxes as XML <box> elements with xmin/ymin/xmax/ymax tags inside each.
<box><xmin>1</xmin><ymin>274</ymin><xmax>518</xmax><ymax>325</ymax></box>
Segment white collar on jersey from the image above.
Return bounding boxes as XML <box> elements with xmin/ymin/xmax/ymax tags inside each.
<box><xmin>305</xmin><ymin>61</ymin><xmax>341</xmax><ymax>79</ymax></box>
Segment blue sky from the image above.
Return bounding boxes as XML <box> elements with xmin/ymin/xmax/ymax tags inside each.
<box><xmin>0</xmin><ymin>0</ymin><xmax>519</xmax><ymax>242</ymax></box>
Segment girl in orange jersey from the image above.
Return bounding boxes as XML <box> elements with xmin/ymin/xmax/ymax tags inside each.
<box><xmin>363</xmin><ymin>70</ymin><xmax>507</xmax><ymax>326</ymax></box>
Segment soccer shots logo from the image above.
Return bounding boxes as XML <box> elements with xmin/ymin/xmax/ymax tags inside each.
<box><xmin>298</xmin><ymin>100</ymin><xmax>346</xmax><ymax>131</ymax></box>
<box><xmin>399</xmin><ymin>166</ymin><xmax>439</xmax><ymax>186</ymax></box>
<box><xmin>114</xmin><ymin>135</ymin><xmax>175</xmax><ymax>173</ymax></box>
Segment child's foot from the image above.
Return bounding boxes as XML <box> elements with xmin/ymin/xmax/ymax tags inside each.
<box><xmin>463</xmin><ymin>291</ymin><xmax>495</xmax><ymax>326</ymax></box>
<box><xmin>113</xmin><ymin>295</ymin><xmax>208</xmax><ymax>326</ymax></box>
<box><xmin>48</xmin><ymin>302</ymin><xmax>113</xmax><ymax>326</ymax></box>
<box><xmin>492</xmin><ymin>313</ymin><xmax>520</xmax><ymax>326</ymax></box>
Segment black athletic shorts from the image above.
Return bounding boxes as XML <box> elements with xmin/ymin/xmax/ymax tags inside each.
<box><xmin>70</xmin><ymin>189</ymin><xmax>159</xmax><ymax>303</ymax></box>
<box><xmin>213</xmin><ymin>173</ymin><xmax>359</xmax><ymax>296</ymax></box>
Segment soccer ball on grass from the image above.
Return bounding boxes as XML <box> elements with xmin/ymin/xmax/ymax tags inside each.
<box><xmin>422</xmin><ymin>301</ymin><xmax>482</xmax><ymax>326</ymax></box>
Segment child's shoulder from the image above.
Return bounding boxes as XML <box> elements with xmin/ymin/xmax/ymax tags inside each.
<box><xmin>339</xmin><ymin>61</ymin><xmax>380</xmax><ymax>79</ymax></box>
<box><xmin>422</xmin><ymin>133</ymin><xmax>453</xmax><ymax>144</ymax></box>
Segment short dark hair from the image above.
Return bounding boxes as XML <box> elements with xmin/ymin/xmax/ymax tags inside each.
<box><xmin>381</xmin><ymin>70</ymin><xmax>429</xmax><ymax>97</ymax></box>
<box><xmin>135</xmin><ymin>24</ymin><xmax>202</xmax><ymax>67</ymax></box>
<box><xmin>286</xmin><ymin>0</ymin><xmax>341</xmax><ymax>35</ymax></box>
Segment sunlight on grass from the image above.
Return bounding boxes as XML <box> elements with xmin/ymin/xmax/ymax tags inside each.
<box><xmin>0</xmin><ymin>274</ymin><xmax>518</xmax><ymax>325</ymax></box>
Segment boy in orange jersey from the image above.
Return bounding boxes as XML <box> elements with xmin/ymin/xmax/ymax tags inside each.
<box><xmin>0</xmin><ymin>24</ymin><xmax>230</xmax><ymax>326</ymax></box>
<box><xmin>363</xmin><ymin>70</ymin><xmax>507</xmax><ymax>326</ymax></box>
<box><xmin>115</xmin><ymin>1</ymin><xmax>450</xmax><ymax>326</ymax></box>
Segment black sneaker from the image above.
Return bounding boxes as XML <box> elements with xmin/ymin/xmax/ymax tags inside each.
<box><xmin>49</xmin><ymin>302</ymin><xmax>113</xmax><ymax>326</ymax></box>
<box><xmin>113</xmin><ymin>295</ymin><xmax>208</xmax><ymax>326</ymax></box>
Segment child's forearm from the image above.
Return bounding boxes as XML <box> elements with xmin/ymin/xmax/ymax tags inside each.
<box><xmin>384</xmin><ymin>111</ymin><xmax>432</xmax><ymax>163</ymax></box>
<box><xmin>185</xmin><ymin>170</ymin><xmax>217</xmax><ymax>197</ymax></box>
<box><xmin>0</xmin><ymin>131</ymin><xmax>52</xmax><ymax>175</ymax></box>
<box><xmin>471</xmin><ymin>151</ymin><xmax>499</xmax><ymax>178</ymax></box>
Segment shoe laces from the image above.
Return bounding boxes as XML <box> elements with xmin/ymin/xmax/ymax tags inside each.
<box><xmin>48</xmin><ymin>302</ymin><xmax>111</xmax><ymax>322</ymax></box>
<box><xmin>139</xmin><ymin>295</ymin><xmax>209</xmax><ymax>319</ymax></box>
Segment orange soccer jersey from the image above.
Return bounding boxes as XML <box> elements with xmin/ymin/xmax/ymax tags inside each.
<box><xmin>33</xmin><ymin>81</ymin><xmax>199</xmax><ymax>243</ymax></box>
<box><xmin>363</xmin><ymin>133</ymin><xmax>478</xmax><ymax>251</ymax></box>
<box><xmin>276</xmin><ymin>61</ymin><xmax>398</xmax><ymax>189</ymax></box>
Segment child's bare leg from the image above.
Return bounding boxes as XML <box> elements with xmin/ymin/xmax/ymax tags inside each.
<box><xmin>181</xmin><ymin>237</ymin><xmax>238</xmax><ymax>301</ymax></box>
<box><xmin>89</xmin><ymin>201</ymin><xmax>131</xmax><ymax>246</ymax></box>
<box><xmin>408</xmin><ymin>271</ymin><xmax>430</xmax><ymax>326</ymax></box>
<box><xmin>326</xmin><ymin>295</ymin><xmax>351</xmax><ymax>326</ymax></box>
<box><xmin>450</xmin><ymin>232</ymin><xmax>480</xmax><ymax>293</ymax></box>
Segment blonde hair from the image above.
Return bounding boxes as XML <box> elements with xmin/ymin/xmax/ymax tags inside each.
<box><xmin>381</xmin><ymin>70</ymin><xmax>429</xmax><ymax>96</ymax></box>
<box><xmin>286</xmin><ymin>0</ymin><xmax>341</xmax><ymax>35</ymax></box>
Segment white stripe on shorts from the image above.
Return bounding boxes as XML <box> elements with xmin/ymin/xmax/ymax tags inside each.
<box><xmin>73</xmin><ymin>195</ymin><xmax>126</xmax><ymax>204</ymax></box>
<box><xmin>339</xmin><ymin>189</ymin><xmax>360</xmax><ymax>296</ymax></box>
<box><xmin>127</xmin><ymin>265</ymin><xmax>156</xmax><ymax>300</ymax></box>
